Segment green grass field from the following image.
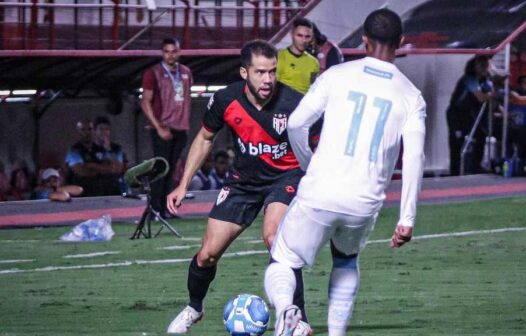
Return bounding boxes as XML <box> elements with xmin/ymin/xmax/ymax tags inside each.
<box><xmin>1</xmin><ymin>197</ymin><xmax>526</xmax><ymax>335</ymax></box>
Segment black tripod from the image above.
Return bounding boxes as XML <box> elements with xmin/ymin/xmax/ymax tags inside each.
<box><xmin>130</xmin><ymin>177</ymin><xmax>181</xmax><ymax>239</ymax></box>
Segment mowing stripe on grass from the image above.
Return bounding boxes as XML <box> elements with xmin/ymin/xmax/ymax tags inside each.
<box><xmin>1</xmin><ymin>227</ymin><xmax>525</xmax><ymax>275</ymax></box>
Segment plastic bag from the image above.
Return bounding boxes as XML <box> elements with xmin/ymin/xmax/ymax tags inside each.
<box><xmin>60</xmin><ymin>215</ymin><xmax>115</xmax><ymax>242</ymax></box>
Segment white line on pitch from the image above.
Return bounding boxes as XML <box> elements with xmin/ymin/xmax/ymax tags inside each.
<box><xmin>159</xmin><ymin>244</ymin><xmax>201</xmax><ymax>250</ymax></box>
<box><xmin>0</xmin><ymin>259</ymin><xmax>35</xmax><ymax>264</ymax></box>
<box><xmin>366</xmin><ymin>227</ymin><xmax>526</xmax><ymax>245</ymax></box>
<box><xmin>63</xmin><ymin>251</ymin><xmax>121</xmax><ymax>259</ymax></box>
<box><xmin>1</xmin><ymin>227</ymin><xmax>525</xmax><ymax>275</ymax></box>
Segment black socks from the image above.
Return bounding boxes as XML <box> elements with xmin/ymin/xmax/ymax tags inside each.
<box><xmin>187</xmin><ymin>255</ymin><xmax>217</xmax><ymax>312</ymax></box>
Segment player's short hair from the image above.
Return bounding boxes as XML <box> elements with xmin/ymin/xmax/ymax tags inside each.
<box><xmin>94</xmin><ymin>116</ymin><xmax>111</xmax><ymax>128</ymax></box>
<box><xmin>162</xmin><ymin>37</ymin><xmax>180</xmax><ymax>49</ymax></box>
<box><xmin>363</xmin><ymin>9</ymin><xmax>402</xmax><ymax>48</ymax></box>
<box><xmin>292</xmin><ymin>17</ymin><xmax>313</xmax><ymax>30</ymax></box>
<box><xmin>240</xmin><ymin>39</ymin><xmax>277</xmax><ymax>68</ymax></box>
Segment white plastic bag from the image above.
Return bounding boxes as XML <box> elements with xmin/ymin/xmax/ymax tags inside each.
<box><xmin>60</xmin><ymin>215</ymin><xmax>115</xmax><ymax>242</ymax></box>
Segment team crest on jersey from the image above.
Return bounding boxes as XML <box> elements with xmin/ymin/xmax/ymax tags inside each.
<box><xmin>273</xmin><ymin>114</ymin><xmax>288</xmax><ymax>135</ymax></box>
<box><xmin>216</xmin><ymin>187</ymin><xmax>230</xmax><ymax>205</ymax></box>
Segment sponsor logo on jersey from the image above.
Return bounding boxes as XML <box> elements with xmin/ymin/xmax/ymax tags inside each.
<box><xmin>237</xmin><ymin>138</ymin><xmax>288</xmax><ymax>160</ymax></box>
<box><xmin>285</xmin><ymin>185</ymin><xmax>296</xmax><ymax>193</ymax></box>
<box><xmin>272</xmin><ymin>114</ymin><xmax>287</xmax><ymax>135</ymax></box>
<box><xmin>237</xmin><ymin>140</ymin><xmax>289</xmax><ymax>160</ymax></box>
<box><xmin>216</xmin><ymin>187</ymin><xmax>230</xmax><ymax>205</ymax></box>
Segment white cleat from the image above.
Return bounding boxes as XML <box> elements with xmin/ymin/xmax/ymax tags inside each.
<box><xmin>166</xmin><ymin>306</ymin><xmax>204</xmax><ymax>334</ymax></box>
<box><xmin>293</xmin><ymin>320</ymin><xmax>313</xmax><ymax>336</ymax></box>
<box><xmin>274</xmin><ymin>305</ymin><xmax>303</xmax><ymax>336</ymax></box>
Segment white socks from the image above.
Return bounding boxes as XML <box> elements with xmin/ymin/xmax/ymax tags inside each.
<box><xmin>327</xmin><ymin>257</ymin><xmax>359</xmax><ymax>336</ymax></box>
<box><xmin>265</xmin><ymin>262</ymin><xmax>296</xmax><ymax>317</ymax></box>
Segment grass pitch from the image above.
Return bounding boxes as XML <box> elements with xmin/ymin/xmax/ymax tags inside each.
<box><xmin>0</xmin><ymin>197</ymin><xmax>525</xmax><ymax>335</ymax></box>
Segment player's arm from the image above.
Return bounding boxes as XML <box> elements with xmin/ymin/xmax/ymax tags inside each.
<box><xmin>288</xmin><ymin>73</ymin><xmax>328</xmax><ymax>170</ymax></box>
<box><xmin>392</xmin><ymin>96</ymin><xmax>426</xmax><ymax>248</ymax></box>
<box><xmin>166</xmin><ymin>127</ymin><xmax>215</xmax><ymax>214</ymax></box>
<box><xmin>140</xmin><ymin>70</ymin><xmax>173</xmax><ymax>140</ymax></box>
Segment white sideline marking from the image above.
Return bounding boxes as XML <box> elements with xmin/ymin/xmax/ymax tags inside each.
<box><xmin>159</xmin><ymin>244</ymin><xmax>201</xmax><ymax>251</ymax></box>
<box><xmin>1</xmin><ymin>227</ymin><xmax>525</xmax><ymax>275</ymax></box>
<box><xmin>63</xmin><ymin>251</ymin><xmax>121</xmax><ymax>259</ymax></box>
<box><xmin>0</xmin><ymin>240</ymin><xmax>40</xmax><ymax>243</ymax></box>
<box><xmin>0</xmin><ymin>259</ymin><xmax>34</xmax><ymax>264</ymax></box>
<box><xmin>366</xmin><ymin>227</ymin><xmax>526</xmax><ymax>245</ymax></box>
<box><xmin>247</xmin><ymin>240</ymin><xmax>264</xmax><ymax>244</ymax></box>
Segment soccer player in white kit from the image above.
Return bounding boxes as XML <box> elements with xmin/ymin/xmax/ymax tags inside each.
<box><xmin>265</xmin><ymin>9</ymin><xmax>426</xmax><ymax>336</ymax></box>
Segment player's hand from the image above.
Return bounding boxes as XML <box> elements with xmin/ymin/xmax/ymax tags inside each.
<box><xmin>157</xmin><ymin>126</ymin><xmax>173</xmax><ymax>141</ymax></box>
<box><xmin>166</xmin><ymin>185</ymin><xmax>186</xmax><ymax>215</ymax></box>
<box><xmin>390</xmin><ymin>224</ymin><xmax>413</xmax><ymax>248</ymax></box>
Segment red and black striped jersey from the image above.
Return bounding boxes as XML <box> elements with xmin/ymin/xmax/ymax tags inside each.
<box><xmin>203</xmin><ymin>81</ymin><xmax>304</xmax><ymax>184</ymax></box>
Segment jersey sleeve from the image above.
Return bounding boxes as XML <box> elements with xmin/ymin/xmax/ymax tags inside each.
<box><xmin>399</xmin><ymin>94</ymin><xmax>427</xmax><ymax>228</ymax></box>
<box><xmin>65</xmin><ymin>149</ymin><xmax>84</xmax><ymax>167</ymax></box>
<box><xmin>402</xmin><ymin>94</ymin><xmax>426</xmax><ymax>135</ymax></box>
<box><xmin>288</xmin><ymin>72</ymin><xmax>330</xmax><ymax>170</ymax></box>
<box><xmin>464</xmin><ymin>76</ymin><xmax>481</xmax><ymax>93</ymax></box>
<box><xmin>142</xmin><ymin>68</ymin><xmax>156</xmax><ymax>91</ymax></box>
<box><xmin>202</xmin><ymin>92</ymin><xmax>225</xmax><ymax>133</ymax></box>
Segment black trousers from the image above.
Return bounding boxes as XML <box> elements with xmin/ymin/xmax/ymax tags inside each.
<box><xmin>150</xmin><ymin>129</ymin><xmax>187</xmax><ymax>212</ymax></box>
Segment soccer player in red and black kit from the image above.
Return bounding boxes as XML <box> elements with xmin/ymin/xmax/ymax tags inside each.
<box><xmin>166</xmin><ymin>40</ymin><xmax>312</xmax><ymax>335</ymax></box>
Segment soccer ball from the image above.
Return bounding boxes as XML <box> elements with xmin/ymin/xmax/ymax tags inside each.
<box><xmin>223</xmin><ymin>293</ymin><xmax>270</xmax><ymax>336</ymax></box>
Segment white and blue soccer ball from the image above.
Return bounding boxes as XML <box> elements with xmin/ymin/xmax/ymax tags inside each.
<box><xmin>223</xmin><ymin>293</ymin><xmax>270</xmax><ymax>336</ymax></box>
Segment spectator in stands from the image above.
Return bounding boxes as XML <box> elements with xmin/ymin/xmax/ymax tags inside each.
<box><xmin>446</xmin><ymin>55</ymin><xmax>493</xmax><ymax>175</ymax></box>
<box><xmin>65</xmin><ymin>118</ymin><xmax>118</xmax><ymax>196</ymax></box>
<box><xmin>210</xmin><ymin>150</ymin><xmax>230</xmax><ymax>188</ymax></box>
<box><xmin>188</xmin><ymin>154</ymin><xmax>218</xmax><ymax>191</ymax></box>
<box><xmin>141</xmin><ymin>37</ymin><xmax>193</xmax><ymax>217</ymax></box>
<box><xmin>277</xmin><ymin>18</ymin><xmax>320</xmax><ymax>94</ymax></box>
<box><xmin>0</xmin><ymin>161</ymin><xmax>9</xmax><ymax>201</ymax></box>
<box><xmin>508</xmin><ymin>75</ymin><xmax>526</xmax><ymax>173</ymax></box>
<box><xmin>93</xmin><ymin>116</ymin><xmax>125</xmax><ymax>194</ymax></box>
<box><xmin>308</xmin><ymin>22</ymin><xmax>344</xmax><ymax>73</ymax></box>
<box><xmin>32</xmin><ymin>168</ymin><xmax>83</xmax><ymax>202</ymax></box>
<box><xmin>9</xmin><ymin>167</ymin><xmax>30</xmax><ymax>200</ymax></box>
<box><xmin>225</xmin><ymin>146</ymin><xmax>236</xmax><ymax>174</ymax></box>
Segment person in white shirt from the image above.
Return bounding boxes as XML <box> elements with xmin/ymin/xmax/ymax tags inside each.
<box><xmin>265</xmin><ymin>8</ymin><xmax>426</xmax><ymax>336</ymax></box>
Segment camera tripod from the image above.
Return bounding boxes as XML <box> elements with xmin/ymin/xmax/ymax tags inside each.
<box><xmin>130</xmin><ymin>177</ymin><xmax>181</xmax><ymax>239</ymax></box>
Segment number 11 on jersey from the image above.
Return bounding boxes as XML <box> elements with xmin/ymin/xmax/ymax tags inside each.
<box><xmin>344</xmin><ymin>90</ymin><xmax>392</xmax><ymax>163</ymax></box>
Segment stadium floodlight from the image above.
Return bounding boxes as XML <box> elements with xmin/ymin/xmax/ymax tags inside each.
<box><xmin>144</xmin><ymin>0</ymin><xmax>157</xmax><ymax>10</ymax></box>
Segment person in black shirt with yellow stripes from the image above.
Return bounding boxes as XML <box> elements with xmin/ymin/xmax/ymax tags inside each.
<box><xmin>165</xmin><ymin>40</ymin><xmax>313</xmax><ymax>335</ymax></box>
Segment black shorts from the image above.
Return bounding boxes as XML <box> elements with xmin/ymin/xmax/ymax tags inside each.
<box><xmin>208</xmin><ymin>170</ymin><xmax>303</xmax><ymax>226</ymax></box>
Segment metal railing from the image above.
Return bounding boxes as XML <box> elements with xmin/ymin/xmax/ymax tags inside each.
<box><xmin>0</xmin><ymin>0</ymin><xmax>309</xmax><ymax>50</ymax></box>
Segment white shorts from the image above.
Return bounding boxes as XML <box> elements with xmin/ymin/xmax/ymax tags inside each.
<box><xmin>271</xmin><ymin>198</ymin><xmax>377</xmax><ymax>268</ymax></box>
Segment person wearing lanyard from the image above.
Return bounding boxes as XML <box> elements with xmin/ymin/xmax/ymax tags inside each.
<box><xmin>141</xmin><ymin>38</ymin><xmax>193</xmax><ymax>218</ymax></box>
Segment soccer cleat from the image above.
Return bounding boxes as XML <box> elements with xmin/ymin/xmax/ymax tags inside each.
<box><xmin>166</xmin><ymin>306</ymin><xmax>204</xmax><ymax>334</ymax></box>
<box><xmin>293</xmin><ymin>320</ymin><xmax>313</xmax><ymax>336</ymax></box>
<box><xmin>274</xmin><ymin>305</ymin><xmax>302</xmax><ymax>336</ymax></box>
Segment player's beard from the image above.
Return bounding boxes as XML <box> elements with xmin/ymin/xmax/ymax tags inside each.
<box><xmin>246</xmin><ymin>78</ymin><xmax>274</xmax><ymax>103</ymax></box>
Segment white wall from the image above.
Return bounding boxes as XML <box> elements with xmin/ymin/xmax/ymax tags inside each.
<box><xmin>396</xmin><ymin>54</ymin><xmax>472</xmax><ymax>173</ymax></box>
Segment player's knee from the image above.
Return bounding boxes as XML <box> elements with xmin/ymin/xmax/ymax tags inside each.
<box><xmin>196</xmin><ymin>250</ymin><xmax>220</xmax><ymax>267</ymax></box>
<box><xmin>262</xmin><ymin>232</ymin><xmax>275</xmax><ymax>251</ymax></box>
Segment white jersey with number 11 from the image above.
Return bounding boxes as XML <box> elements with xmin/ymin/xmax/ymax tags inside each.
<box><xmin>288</xmin><ymin>56</ymin><xmax>426</xmax><ymax>226</ymax></box>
